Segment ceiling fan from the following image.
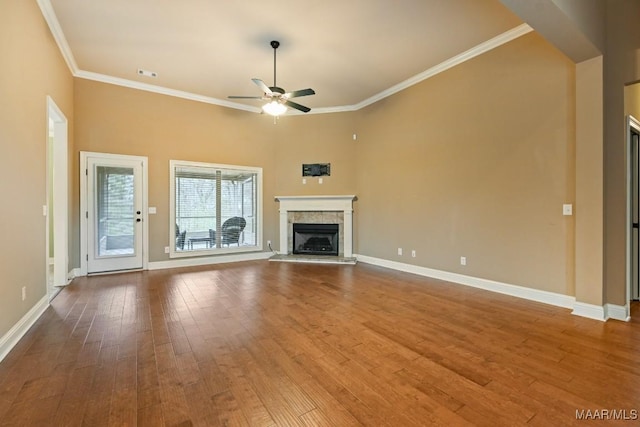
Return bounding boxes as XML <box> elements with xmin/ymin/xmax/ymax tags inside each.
<box><xmin>228</xmin><ymin>40</ymin><xmax>315</xmax><ymax>116</ymax></box>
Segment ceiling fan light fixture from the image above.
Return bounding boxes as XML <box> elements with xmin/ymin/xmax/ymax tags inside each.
<box><xmin>262</xmin><ymin>101</ymin><xmax>287</xmax><ymax>116</ymax></box>
<box><xmin>228</xmin><ymin>40</ymin><xmax>315</xmax><ymax>115</ymax></box>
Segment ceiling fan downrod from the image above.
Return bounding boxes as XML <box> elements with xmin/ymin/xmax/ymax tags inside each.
<box><xmin>271</xmin><ymin>40</ymin><xmax>279</xmax><ymax>88</ymax></box>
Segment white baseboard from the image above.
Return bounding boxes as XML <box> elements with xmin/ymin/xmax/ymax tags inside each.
<box><xmin>572</xmin><ymin>302</ymin><xmax>606</xmax><ymax>321</ymax></box>
<box><xmin>66</xmin><ymin>252</ymin><xmax>632</xmax><ymax>322</ymax></box>
<box><xmin>355</xmin><ymin>254</ymin><xmax>634</xmax><ymax>322</ymax></box>
<box><xmin>0</xmin><ymin>296</ymin><xmax>49</xmax><ymax>363</ymax></box>
<box><xmin>65</xmin><ymin>267</ymin><xmax>80</xmax><ymax>284</ymax></box>
<box><xmin>355</xmin><ymin>254</ymin><xmax>576</xmax><ymax>309</ymax></box>
<box><xmin>148</xmin><ymin>251</ymin><xmax>272</xmax><ymax>270</ymax></box>
<box><xmin>605</xmin><ymin>303</ymin><xmax>630</xmax><ymax>322</ymax></box>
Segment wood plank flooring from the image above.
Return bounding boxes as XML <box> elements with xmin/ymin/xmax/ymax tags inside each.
<box><xmin>0</xmin><ymin>260</ymin><xmax>639</xmax><ymax>426</ymax></box>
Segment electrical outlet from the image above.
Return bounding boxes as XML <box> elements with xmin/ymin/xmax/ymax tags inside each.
<box><xmin>302</xmin><ymin>178</ymin><xmax>307</xmax><ymax>184</ymax></box>
<box><xmin>411</xmin><ymin>250</ymin><xmax>416</xmax><ymax>258</ymax></box>
<box><xmin>164</xmin><ymin>246</ymin><xmax>170</xmax><ymax>253</ymax></box>
<box><xmin>319</xmin><ymin>178</ymin><xmax>323</xmax><ymax>184</ymax></box>
<box><xmin>267</xmin><ymin>240</ymin><xmax>271</xmax><ymax>247</ymax></box>
<box><xmin>21</xmin><ymin>286</ymin><xmax>26</xmax><ymax>301</ymax></box>
<box><xmin>460</xmin><ymin>256</ymin><xmax>466</xmax><ymax>266</ymax></box>
<box><xmin>398</xmin><ymin>248</ymin><xmax>403</xmax><ymax>256</ymax></box>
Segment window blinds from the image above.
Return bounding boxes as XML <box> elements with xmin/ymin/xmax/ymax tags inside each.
<box><xmin>172</xmin><ymin>162</ymin><xmax>260</xmax><ymax>254</ymax></box>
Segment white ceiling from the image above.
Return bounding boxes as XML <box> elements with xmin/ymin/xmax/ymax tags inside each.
<box><xmin>42</xmin><ymin>0</ymin><xmax>526</xmax><ymax>114</ymax></box>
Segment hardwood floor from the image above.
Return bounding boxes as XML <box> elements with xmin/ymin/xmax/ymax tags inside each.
<box><xmin>0</xmin><ymin>261</ymin><xmax>639</xmax><ymax>426</ymax></box>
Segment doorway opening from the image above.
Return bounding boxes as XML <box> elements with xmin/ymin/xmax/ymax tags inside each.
<box><xmin>46</xmin><ymin>97</ymin><xmax>68</xmax><ymax>301</ymax></box>
<box><xmin>627</xmin><ymin>116</ymin><xmax>640</xmax><ymax>318</ymax></box>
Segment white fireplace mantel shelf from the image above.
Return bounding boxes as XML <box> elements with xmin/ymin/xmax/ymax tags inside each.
<box><xmin>275</xmin><ymin>195</ymin><xmax>356</xmax><ymax>257</ymax></box>
<box><xmin>275</xmin><ymin>195</ymin><xmax>356</xmax><ymax>211</ymax></box>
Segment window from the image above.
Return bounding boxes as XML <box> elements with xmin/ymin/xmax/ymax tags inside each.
<box><xmin>170</xmin><ymin>160</ymin><xmax>262</xmax><ymax>257</ymax></box>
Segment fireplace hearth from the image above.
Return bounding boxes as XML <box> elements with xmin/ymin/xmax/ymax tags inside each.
<box><xmin>293</xmin><ymin>223</ymin><xmax>339</xmax><ymax>256</ymax></box>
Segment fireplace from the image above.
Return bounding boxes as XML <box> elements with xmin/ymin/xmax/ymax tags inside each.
<box><xmin>275</xmin><ymin>195</ymin><xmax>356</xmax><ymax>262</ymax></box>
<box><xmin>293</xmin><ymin>223</ymin><xmax>339</xmax><ymax>256</ymax></box>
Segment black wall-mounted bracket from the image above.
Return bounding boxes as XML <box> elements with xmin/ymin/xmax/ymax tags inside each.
<box><xmin>302</xmin><ymin>163</ymin><xmax>331</xmax><ymax>177</ymax></box>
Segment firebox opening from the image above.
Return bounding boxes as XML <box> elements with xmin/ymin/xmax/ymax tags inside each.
<box><xmin>293</xmin><ymin>223</ymin><xmax>339</xmax><ymax>256</ymax></box>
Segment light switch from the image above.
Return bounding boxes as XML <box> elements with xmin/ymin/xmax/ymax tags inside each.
<box><xmin>302</xmin><ymin>178</ymin><xmax>307</xmax><ymax>184</ymax></box>
<box><xmin>148</xmin><ymin>207</ymin><xmax>157</xmax><ymax>214</ymax></box>
<box><xmin>319</xmin><ymin>178</ymin><xmax>323</xmax><ymax>184</ymax></box>
<box><xmin>563</xmin><ymin>204</ymin><xmax>573</xmax><ymax>216</ymax></box>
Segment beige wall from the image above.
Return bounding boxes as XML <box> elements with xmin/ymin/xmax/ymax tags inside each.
<box><xmin>354</xmin><ymin>33</ymin><xmax>576</xmax><ymax>295</ymax></box>
<box><xmin>74</xmin><ymin>32</ymin><xmax>576</xmax><ymax>297</ymax></box>
<box><xmin>73</xmin><ymin>80</ymin><xmax>358</xmax><ymax>263</ymax></box>
<box><xmin>575</xmin><ymin>56</ymin><xmax>603</xmax><ymax>305</ymax></box>
<box><xmin>625</xmin><ymin>83</ymin><xmax>640</xmax><ymax>118</ymax></box>
<box><xmin>0</xmin><ymin>0</ymin><xmax>74</xmax><ymax>337</ymax></box>
<box><xmin>499</xmin><ymin>0</ymin><xmax>640</xmax><ymax>311</ymax></box>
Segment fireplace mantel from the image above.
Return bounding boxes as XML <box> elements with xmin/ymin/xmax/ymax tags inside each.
<box><xmin>275</xmin><ymin>195</ymin><xmax>356</xmax><ymax>257</ymax></box>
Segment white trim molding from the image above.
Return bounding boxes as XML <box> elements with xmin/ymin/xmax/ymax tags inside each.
<box><xmin>0</xmin><ymin>296</ymin><xmax>49</xmax><ymax>363</ymax></box>
<box><xmin>169</xmin><ymin>160</ymin><xmax>263</xmax><ymax>259</ymax></box>
<box><xmin>68</xmin><ymin>267</ymin><xmax>81</xmax><ymax>283</ymax></box>
<box><xmin>572</xmin><ymin>302</ymin><xmax>606</xmax><ymax>321</ymax></box>
<box><xmin>605</xmin><ymin>304</ymin><xmax>630</xmax><ymax>322</ymax></box>
<box><xmin>349</xmin><ymin>24</ymin><xmax>533</xmax><ymax>111</ymax></box>
<box><xmin>149</xmin><ymin>251</ymin><xmax>272</xmax><ymax>271</ymax></box>
<box><xmin>76</xmin><ymin>70</ymin><xmax>261</xmax><ymax>114</ymax></box>
<box><xmin>275</xmin><ymin>195</ymin><xmax>356</xmax><ymax>257</ymax></box>
<box><xmin>35</xmin><ymin>0</ymin><xmax>532</xmax><ymax>115</ymax></box>
<box><xmin>626</xmin><ymin>115</ymin><xmax>640</xmax><ymax>321</ymax></box>
<box><xmin>36</xmin><ymin>0</ymin><xmax>79</xmax><ymax>73</ymax></box>
<box><xmin>356</xmin><ymin>254</ymin><xmax>634</xmax><ymax>322</ymax></box>
<box><xmin>572</xmin><ymin>302</ymin><xmax>630</xmax><ymax>322</ymax></box>
<box><xmin>80</xmin><ymin>152</ymin><xmax>149</xmax><ymax>276</ymax></box>
<box><xmin>356</xmin><ymin>254</ymin><xmax>575</xmax><ymax>310</ymax></box>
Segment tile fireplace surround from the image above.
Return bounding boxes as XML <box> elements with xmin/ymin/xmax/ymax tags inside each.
<box><xmin>275</xmin><ymin>195</ymin><xmax>356</xmax><ymax>260</ymax></box>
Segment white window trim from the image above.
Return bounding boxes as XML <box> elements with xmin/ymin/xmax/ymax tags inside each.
<box><xmin>169</xmin><ymin>159</ymin><xmax>263</xmax><ymax>258</ymax></box>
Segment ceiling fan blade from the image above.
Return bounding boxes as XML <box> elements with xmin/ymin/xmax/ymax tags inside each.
<box><xmin>285</xmin><ymin>100</ymin><xmax>311</xmax><ymax>113</ymax></box>
<box><xmin>228</xmin><ymin>96</ymin><xmax>263</xmax><ymax>99</ymax></box>
<box><xmin>286</xmin><ymin>88</ymin><xmax>315</xmax><ymax>98</ymax></box>
<box><xmin>252</xmin><ymin>78</ymin><xmax>273</xmax><ymax>96</ymax></box>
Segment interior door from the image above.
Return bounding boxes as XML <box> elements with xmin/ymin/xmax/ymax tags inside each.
<box><xmin>86</xmin><ymin>156</ymin><xmax>144</xmax><ymax>273</ymax></box>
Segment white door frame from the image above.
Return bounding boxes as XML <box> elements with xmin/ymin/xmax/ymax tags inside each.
<box><xmin>45</xmin><ymin>96</ymin><xmax>68</xmax><ymax>300</ymax></box>
<box><xmin>626</xmin><ymin>115</ymin><xmax>640</xmax><ymax>316</ymax></box>
<box><xmin>80</xmin><ymin>151</ymin><xmax>149</xmax><ymax>275</ymax></box>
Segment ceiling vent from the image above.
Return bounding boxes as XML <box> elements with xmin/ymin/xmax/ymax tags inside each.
<box><xmin>137</xmin><ymin>69</ymin><xmax>158</xmax><ymax>78</ymax></box>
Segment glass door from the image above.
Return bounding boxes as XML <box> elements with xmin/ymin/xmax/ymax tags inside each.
<box><xmin>87</xmin><ymin>156</ymin><xmax>143</xmax><ymax>273</ymax></box>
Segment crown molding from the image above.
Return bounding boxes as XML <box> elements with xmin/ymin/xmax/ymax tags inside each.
<box><xmin>37</xmin><ymin>1</ymin><xmax>532</xmax><ymax>115</ymax></box>
<box><xmin>75</xmin><ymin>70</ymin><xmax>261</xmax><ymax>113</ymax></box>
<box><xmin>351</xmin><ymin>23</ymin><xmax>533</xmax><ymax>111</ymax></box>
<box><xmin>308</xmin><ymin>105</ymin><xmax>359</xmax><ymax>115</ymax></box>
<box><xmin>36</xmin><ymin>0</ymin><xmax>79</xmax><ymax>73</ymax></box>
